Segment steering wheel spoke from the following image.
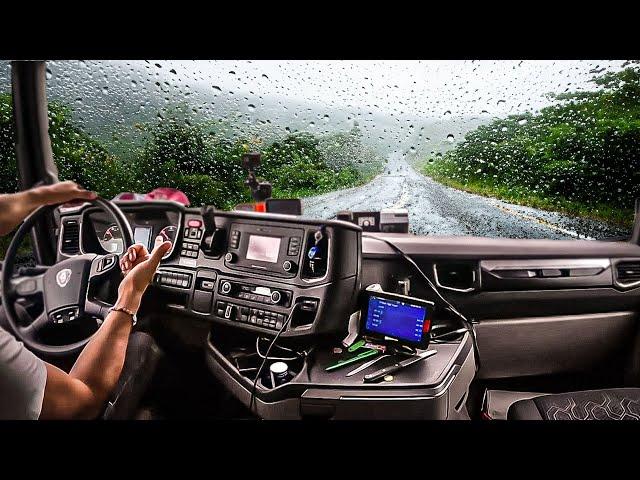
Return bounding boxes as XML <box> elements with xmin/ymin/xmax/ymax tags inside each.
<box><xmin>85</xmin><ymin>299</ymin><xmax>110</xmax><ymax>319</ymax></box>
<box><xmin>89</xmin><ymin>253</ymin><xmax>120</xmax><ymax>282</ymax></box>
<box><xmin>9</xmin><ymin>270</ymin><xmax>46</xmax><ymax>298</ymax></box>
<box><xmin>19</xmin><ymin>311</ymin><xmax>50</xmax><ymax>337</ymax></box>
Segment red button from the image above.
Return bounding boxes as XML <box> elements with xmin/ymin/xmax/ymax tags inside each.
<box><xmin>188</xmin><ymin>219</ymin><xmax>202</xmax><ymax>228</ymax></box>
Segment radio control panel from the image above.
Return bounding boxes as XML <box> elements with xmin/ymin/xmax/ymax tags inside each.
<box><xmin>217</xmin><ymin>279</ymin><xmax>292</xmax><ymax>307</ymax></box>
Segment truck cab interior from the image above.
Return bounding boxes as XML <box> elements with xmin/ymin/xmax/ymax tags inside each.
<box><xmin>1</xmin><ymin>60</ymin><xmax>640</xmax><ymax>420</ymax></box>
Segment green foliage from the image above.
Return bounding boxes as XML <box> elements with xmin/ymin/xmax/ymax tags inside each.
<box><xmin>0</xmin><ymin>93</ymin><xmax>380</xmax><ymax>213</ymax></box>
<box><xmin>0</xmin><ymin>93</ymin><xmax>17</xmax><ymax>193</ymax></box>
<box><xmin>422</xmin><ymin>66</ymin><xmax>640</xmax><ymax>227</ymax></box>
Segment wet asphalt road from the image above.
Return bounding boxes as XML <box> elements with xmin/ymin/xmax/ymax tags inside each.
<box><xmin>302</xmin><ymin>154</ymin><xmax>627</xmax><ymax>240</ymax></box>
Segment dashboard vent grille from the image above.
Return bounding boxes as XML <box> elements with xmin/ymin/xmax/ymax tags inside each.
<box><xmin>616</xmin><ymin>262</ymin><xmax>640</xmax><ymax>282</ymax></box>
<box><xmin>60</xmin><ymin>220</ymin><xmax>80</xmax><ymax>255</ymax></box>
<box><xmin>433</xmin><ymin>262</ymin><xmax>477</xmax><ymax>292</ymax></box>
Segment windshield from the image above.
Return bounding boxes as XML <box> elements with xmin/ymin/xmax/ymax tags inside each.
<box><xmin>0</xmin><ymin>60</ymin><xmax>638</xmax><ymax>240</ymax></box>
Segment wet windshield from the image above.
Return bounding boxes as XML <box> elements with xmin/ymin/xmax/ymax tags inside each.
<box><xmin>0</xmin><ymin>60</ymin><xmax>638</xmax><ymax>240</ymax></box>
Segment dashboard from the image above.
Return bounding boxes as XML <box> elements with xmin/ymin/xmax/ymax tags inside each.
<box><xmin>56</xmin><ymin>200</ymin><xmax>640</xmax><ymax>354</ymax></box>
<box><xmin>57</xmin><ymin>200</ymin><xmax>363</xmax><ymax>338</ymax></box>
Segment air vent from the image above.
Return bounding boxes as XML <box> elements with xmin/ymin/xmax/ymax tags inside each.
<box><xmin>433</xmin><ymin>262</ymin><xmax>477</xmax><ymax>293</ymax></box>
<box><xmin>60</xmin><ymin>220</ymin><xmax>80</xmax><ymax>255</ymax></box>
<box><xmin>616</xmin><ymin>262</ymin><xmax>640</xmax><ymax>282</ymax></box>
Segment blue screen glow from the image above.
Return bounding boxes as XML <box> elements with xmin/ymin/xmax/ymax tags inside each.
<box><xmin>364</xmin><ymin>296</ymin><xmax>428</xmax><ymax>343</ymax></box>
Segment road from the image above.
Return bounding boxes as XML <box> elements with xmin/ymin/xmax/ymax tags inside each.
<box><xmin>302</xmin><ymin>154</ymin><xmax>627</xmax><ymax>240</ymax></box>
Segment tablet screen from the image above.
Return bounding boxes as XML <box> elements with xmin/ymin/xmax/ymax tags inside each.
<box><xmin>364</xmin><ymin>295</ymin><xmax>431</xmax><ymax>344</ymax></box>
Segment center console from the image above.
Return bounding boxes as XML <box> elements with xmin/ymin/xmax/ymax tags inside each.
<box><xmin>150</xmin><ymin>209</ymin><xmax>362</xmax><ymax>338</ymax></box>
<box><xmin>148</xmin><ymin>207</ymin><xmax>475</xmax><ymax>419</ymax></box>
<box><xmin>205</xmin><ymin>330</ymin><xmax>476</xmax><ymax>419</ymax></box>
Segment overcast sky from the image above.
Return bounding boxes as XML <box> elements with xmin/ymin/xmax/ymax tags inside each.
<box><xmin>122</xmin><ymin>60</ymin><xmax>627</xmax><ymax>118</ymax></box>
<box><xmin>1</xmin><ymin>60</ymin><xmax>630</xmax><ymax>154</ymax></box>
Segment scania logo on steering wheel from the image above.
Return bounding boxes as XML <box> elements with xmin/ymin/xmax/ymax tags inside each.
<box><xmin>56</xmin><ymin>268</ymin><xmax>72</xmax><ymax>288</ymax></box>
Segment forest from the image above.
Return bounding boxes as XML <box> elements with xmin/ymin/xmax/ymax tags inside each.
<box><xmin>422</xmin><ymin>64</ymin><xmax>640</xmax><ymax>227</ymax></box>
<box><xmin>0</xmin><ymin>92</ymin><xmax>382</xmax><ymax>208</ymax></box>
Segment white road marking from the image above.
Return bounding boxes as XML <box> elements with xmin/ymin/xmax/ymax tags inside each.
<box><xmin>493</xmin><ymin>204</ymin><xmax>594</xmax><ymax>240</ymax></box>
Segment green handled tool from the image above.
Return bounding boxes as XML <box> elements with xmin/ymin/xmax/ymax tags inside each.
<box><xmin>348</xmin><ymin>338</ymin><xmax>366</xmax><ymax>352</ymax></box>
<box><xmin>325</xmin><ymin>348</ymin><xmax>379</xmax><ymax>372</ymax></box>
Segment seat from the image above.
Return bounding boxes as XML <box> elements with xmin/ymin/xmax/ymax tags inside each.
<box><xmin>508</xmin><ymin>388</ymin><xmax>640</xmax><ymax>420</ymax></box>
<box><xmin>101</xmin><ymin>331</ymin><xmax>163</xmax><ymax>420</ymax></box>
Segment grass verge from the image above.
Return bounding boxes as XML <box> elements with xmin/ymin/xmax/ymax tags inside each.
<box><xmin>422</xmin><ymin>162</ymin><xmax>634</xmax><ymax>229</ymax></box>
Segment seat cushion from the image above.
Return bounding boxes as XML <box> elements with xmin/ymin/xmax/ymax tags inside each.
<box><xmin>508</xmin><ymin>388</ymin><xmax>640</xmax><ymax>420</ymax></box>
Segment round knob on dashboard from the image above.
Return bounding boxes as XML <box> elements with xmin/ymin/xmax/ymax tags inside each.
<box><xmin>282</xmin><ymin>260</ymin><xmax>297</xmax><ymax>273</ymax></box>
<box><xmin>221</xmin><ymin>281</ymin><xmax>232</xmax><ymax>294</ymax></box>
<box><xmin>224</xmin><ymin>252</ymin><xmax>235</xmax><ymax>263</ymax></box>
<box><xmin>270</xmin><ymin>290</ymin><xmax>282</xmax><ymax>304</ymax></box>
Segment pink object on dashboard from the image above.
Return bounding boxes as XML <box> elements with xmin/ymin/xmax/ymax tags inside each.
<box><xmin>112</xmin><ymin>192</ymin><xmax>145</xmax><ymax>201</ymax></box>
<box><xmin>144</xmin><ymin>187</ymin><xmax>190</xmax><ymax>206</ymax></box>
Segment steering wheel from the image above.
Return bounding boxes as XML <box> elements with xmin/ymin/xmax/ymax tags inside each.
<box><xmin>1</xmin><ymin>197</ymin><xmax>134</xmax><ymax>356</ymax></box>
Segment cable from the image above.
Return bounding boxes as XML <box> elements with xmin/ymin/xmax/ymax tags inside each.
<box><xmin>255</xmin><ymin>337</ymin><xmax>303</xmax><ymax>361</ymax></box>
<box><xmin>248</xmin><ymin>304</ymin><xmax>297</xmax><ymax>415</ymax></box>
<box><xmin>362</xmin><ymin>234</ymin><xmax>481</xmax><ymax>370</ymax></box>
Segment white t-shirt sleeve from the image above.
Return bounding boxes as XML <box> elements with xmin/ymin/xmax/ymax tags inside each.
<box><xmin>0</xmin><ymin>324</ymin><xmax>47</xmax><ymax>420</ymax></box>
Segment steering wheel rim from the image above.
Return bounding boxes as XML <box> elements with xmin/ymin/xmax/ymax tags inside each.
<box><xmin>1</xmin><ymin>196</ymin><xmax>134</xmax><ymax>356</ymax></box>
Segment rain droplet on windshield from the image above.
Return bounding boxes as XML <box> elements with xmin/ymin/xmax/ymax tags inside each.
<box><xmin>446</xmin><ymin>134</ymin><xmax>455</xmax><ymax>143</ymax></box>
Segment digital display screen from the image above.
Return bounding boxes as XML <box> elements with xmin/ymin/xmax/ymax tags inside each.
<box><xmin>364</xmin><ymin>295</ymin><xmax>430</xmax><ymax>343</ymax></box>
<box><xmin>246</xmin><ymin>235</ymin><xmax>281</xmax><ymax>263</ymax></box>
<box><xmin>134</xmin><ymin>226</ymin><xmax>152</xmax><ymax>250</ymax></box>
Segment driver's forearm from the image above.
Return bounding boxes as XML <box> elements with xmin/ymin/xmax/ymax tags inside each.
<box><xmin>40</xmin><ymin>308</ymin><xmax>138</xmax><ymax>420</ymax></box>
<box><xmin>66</xmin><ymin>299</ymin><xmax>140</xmax><ymax>418</ymax></box>
<box><xmin>0</xmin><ymin>190</ymin><xmax>42</xmax><ymax>236</ymax></box>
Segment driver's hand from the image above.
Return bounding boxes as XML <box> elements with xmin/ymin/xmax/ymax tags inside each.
<box><xmin>33</xmin><ymin>181</ymin><xmax>97</xmax><ymax>207</ymax></box>
<box><xmin>119</xmin><ymin>243</ymin><xmax>150</xmax><ymax>276</ymax></box>
<box><xmin>116</xmin><ymin>241</ymin><xmax>172</xmax><ymax>313</ymax></box>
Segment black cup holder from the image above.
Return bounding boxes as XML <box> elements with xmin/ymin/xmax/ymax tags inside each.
<box><xmin>228</xmin><ymin>346</ymin><xmax>305</xmax><ymax>390</ymax></box>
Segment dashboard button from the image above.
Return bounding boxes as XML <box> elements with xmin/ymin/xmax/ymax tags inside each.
<box><xmin>193</xmin><ymin>291</ymin><xmax>213</xmax><ymax>313</ymax></box>
<box><xmin>271</xmin><ymin>291</ymin><xmax>282</xmax><ymax>304</ymax></box>
<box><xmin>224</xmin><ymin>304</ymin><xmax>235</xmax><ymax>320</ymax></box>
<box><xmin>200</xmin><ymin>280</ymin><xmax>215</xmax><ymax>291</ymax></box>
<box><xmin>188</xmin><ymin>219</ymin><xmax>202</xmax><ymax>228</ymax></box>
<box><xmin>282</xmin><ymin>260</ymin><xmax>297</xmax><ymax>273</ymax></box>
